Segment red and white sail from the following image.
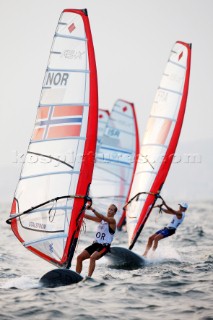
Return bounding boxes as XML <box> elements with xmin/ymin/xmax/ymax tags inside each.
<box><xmin>126</xmin><ymin>41</ymin><xmax>191</xmax><ymax>249</ymax></box>
<box><xmin>91</xmin><ymin>100</ymin><xmax>139</xmax><ymax>226</ymax></box>
<box><xmin>8</xmin><ymin>9</ymin><xmax>98</xmax><ymax>268</ymax></box>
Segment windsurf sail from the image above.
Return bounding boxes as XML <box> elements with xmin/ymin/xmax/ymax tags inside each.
<box><xmin>7</xmin><ymin>9</ymin><xmax>98</xmax><ymax>268</ymax></box>
<box><xmin>126</xmin><ymin>41</ymin><xmax>191</xmax><ymax>249</ymax></box>
<box><xmin>90</xmin><ymin>99</ymin><xmax>139</xmax><ymax>227</ymax></box>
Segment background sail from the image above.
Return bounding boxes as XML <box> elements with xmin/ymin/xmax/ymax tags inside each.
<box><xmin>90</xmin><ymin>99</ymin><xmax>139</xmax><ymax>226</ymax></box>
<box><xmin>126</xmin><ymin>41</ymin><xmax>191</xmax><ymax>249</ymax></box>
<box><xmin>97</xmin><ymin>109</ymin><xmax>110</xmax><ymax>147</ymax></box>
<box><xmin>9</xmin><ymin>9</ymin><xmax>98</xmax><ymax>268</ymax></box>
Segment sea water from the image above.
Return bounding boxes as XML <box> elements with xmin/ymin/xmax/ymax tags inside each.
<box><xmin>0</xmin><ymin>201</ymin><xmax>212</xmax><ymax>320</ymax></box>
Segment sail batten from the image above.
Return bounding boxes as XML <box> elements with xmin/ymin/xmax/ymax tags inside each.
<box><xmin>25</xmin><ymin>206</ymin><xmax>73</xmax><ymax>214</ymax></box>
<box><xmin>96</xmin><ymin>157</ymin><xmax>133</xmax><ymax>166</ymax></box>
<box><xmin>150</xmin><ymin>115</ymin><xmax>176</xmax><ymax>121</ymax></box>
<box><xmin>39</xmin><ymin>103</ymin><xmax>89</xmax><ymax>107</ymax></box>
<box><xmin>46</xmin><ymin>68</ymin><xmax>89</xmax><ymax>73</ymax></box>
<box><xmin>55</xmin><ymin>33</ymin><xmax>87</xmax><ymax>41</ymax></box>
<box><xmin>24</xmin><ymin>234</ymin><xmax>67</xmax><ymax>247</ymax></box>
<box><xmin>21</xmin><ymin>171</ymin><xmax>80</xmax><ymax>180</ymax></box>
<box><xmin>98</xmin><ymin>145</ymin><xmax>134</xmax><ymax>154</ymax></box>
<box><xmin>158</xmin><ymin>86</ymin><xmax>182</xmax><ymax>95</ymax></box>
<box><xmin>112</xmin><ymin>110</ymin><xmax>134</xmax><ymax>119</ymax></box>
<box><xmin>168</xmin><ymin>59</ymin><xmax>186</xmax><ymax>69</ymax></box>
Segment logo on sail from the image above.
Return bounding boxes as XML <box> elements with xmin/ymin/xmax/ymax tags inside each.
<box><xmin>29</xmin><ymin>221</ymin><xmax>47</xmax><ymax>230</ymax></box>
<box><xmin>178</xmin><ymin>51</ymin><xmax>183</xmax><ymax>61</ymax></box>
<box><xmin>68</xmin><ymin>23</ymin><xmax>76</xmax><ymax>33</ymax></box>
<box><xmin>63</xmin><ymin>50</ymin><xmax>85</xmax><ymax>60</ymax></box>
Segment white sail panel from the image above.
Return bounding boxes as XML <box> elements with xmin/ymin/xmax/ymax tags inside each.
<box><xmin>41</xmin><ymin>72</ymin><xmax>89</xmax><ymax>105</ymax></box>
<box><xmin>49</xmin><ymin>37</ymin><xmax>87</xmax><ymax>70</ymax></box>
<box><xmin>40</xmin><ymin>12</ymin><xmax>89</xmax><ymax>107</ymax></box>
<box><xmin>57</xmin><ymin>12</ymin><xmax>86</xmax><ymax>38</ymax></box>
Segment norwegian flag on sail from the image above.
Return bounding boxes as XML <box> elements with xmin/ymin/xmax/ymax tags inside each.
<box><xmin>32</xmin><ymin>105</ymin><xmax>83</xmax><ymax>141</ymax></box>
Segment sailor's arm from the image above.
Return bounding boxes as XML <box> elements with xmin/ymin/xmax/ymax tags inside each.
<box><xmin>91</xmin><ymin>207</ymin><xmax>116</xmax><ymax>225</ymax></box>
<box><xmin>161</xmin><ymin>207</ymin><xmax>176</xmax><ymax>214</ymax></box>
<box><xmin>163</xmin><ymin>207</ymin><xmax>183</xmax><ymax>219</ymax></box>
<box><xmin>84</xmin><ymin>213</ymin><xmax>101</xmax><ymax>222</ymax></box>
<box><xmin>84</xmin><ymin>206</ymin><xmax>102</xmax><ymax>222</ymax></box>
<box><xmin>155</xmin><ymin>202</ymin><xmax>182</xmax><ymax>218</ymax></box>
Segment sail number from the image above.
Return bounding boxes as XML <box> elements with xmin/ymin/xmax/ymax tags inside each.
<box><xmin>106</xmin><ymin>127</ymin><xmax>120</xmax><ymax>138</ymax></box>
<box><xmin>46</xmin><ymin>72</ymin><xmax>69</xmax><ymax>86</ymax></box>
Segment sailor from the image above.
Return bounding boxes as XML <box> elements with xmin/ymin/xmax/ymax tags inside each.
<box><xmin>76</xmin><ymin>204</ymin><xmax>117</xmax><ymax>277</ymax></box>
<box><xmin>143</xmin><ymin>201</ymin><xmax>188</xmax><ymax>257</ymax></box>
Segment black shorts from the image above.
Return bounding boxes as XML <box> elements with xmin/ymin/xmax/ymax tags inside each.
<box><xmin>85</xmin><ymin>242</ymin><xmax>111</xmax><ymax>257</ymax></box>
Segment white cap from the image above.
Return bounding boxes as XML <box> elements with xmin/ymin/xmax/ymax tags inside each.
<box><xmin>179</xmin><ymin>202</ymin><xmax>188</xmax><ymax>209</ymax></box>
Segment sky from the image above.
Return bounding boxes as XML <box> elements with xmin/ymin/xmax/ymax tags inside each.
<box><xmin>0</xmin><ymin>0</ymin><xmax>212</xmax><ymax>204</ymax></box>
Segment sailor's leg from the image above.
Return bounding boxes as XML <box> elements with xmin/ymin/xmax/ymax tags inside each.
<box><xmin>88</xmin><ymin>251</ymin><xmax>102</xmax><ymax>277</ymax></box>
<box><xmin>153</xmin><ymin>234</ymin><xmax>164</xmax><ymax>251</ymax></box>
<box><xmin>143</xmin><ymin>234</ymin><xmax>158</xmax><ymax>257</ymax></box>
<box><xmin>76</xmin><ymin>250</ymin><xmax>90</xmax><ymax>274</ymax></box>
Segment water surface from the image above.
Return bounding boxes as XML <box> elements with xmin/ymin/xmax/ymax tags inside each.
<box><xmin>0</xmin><ymin>201</ymin><xmax>212</xmax><ymax>320</ymax></box>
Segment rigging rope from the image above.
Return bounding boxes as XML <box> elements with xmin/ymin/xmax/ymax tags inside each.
<box><xmin>48</xmin><ymin>199</ymin><xmax>57</xmax><ymax>223</ymax></box>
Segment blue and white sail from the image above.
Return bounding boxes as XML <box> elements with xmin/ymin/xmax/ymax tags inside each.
<box><xmin>90</xmin><ymin>100</ymin><xmax>139</xmax><ymax>225</ymax></box>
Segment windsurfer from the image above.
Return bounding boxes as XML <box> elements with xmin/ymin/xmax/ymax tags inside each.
<box><xmin>76</xmin><ymin>204</ymin><xmax>117</xmax><ymax>277</ymax></box>
<box><xmin>142</xmin><ymin>201</ymin><xmax>188</xmax><ymax>257</ymax></box>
